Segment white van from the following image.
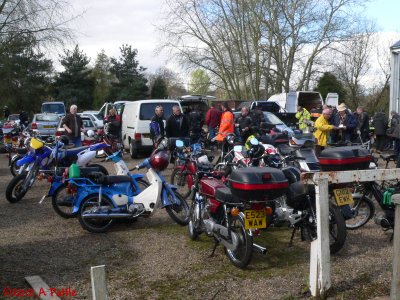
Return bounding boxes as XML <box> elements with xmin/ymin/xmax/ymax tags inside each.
<box><xmin>121</xmin><ymin>99</ymin><xmax>183</xmax><ymax>158</ymax></box>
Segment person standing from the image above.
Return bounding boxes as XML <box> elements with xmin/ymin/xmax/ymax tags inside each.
<box><xmin>166</xmin><ymin>105</ymin><xmax>190</xmax><ymax>138</ymax></box>
<box><xmin>62</xmin><ymin>104</ymin><xmax>84</xmax><ymax>147</ymax></box>
<box><xmin>332</xmin><ymin>103</ymin><xmax>357</xmax><ymax>143</ymax></box>
<box><xmin>105</xmin><ymin>108</ymin><xmax>121</xmax><ymax>138</ymax></box>
<box><xmin>295</xmin><ymin>106</ymin><xmax>311</xmax><ymax>130</ymax></box>
<box><xmin>355</xmin><ymin>106</ymin><xmax>370</xmax><ymax>142</ymax></box>
<box><xmin>3</xmin><ymin>106</ymin><xmax>10</xmax><ymax>119</ymax></box>
<box><xmin>373</xmin><ymin>110</ymin><xmax>388</xmax><ymax>152</ymax></box>
<box><xmin>235</xmin><ymin>106</ymin><xmax>253</xmax><ymax>142</ymax></box>
<box><xmin>149</xmin><ymin>105</ymin><xmax>165</xmax><ymax>146</ymax></box>
<box><xmin>188</xmin><ymin>105</ymin><xmax>204</xmax><ymax>143</ymax></box>
<box><xmin>205</xmin><ymin>102</ymin><xmax>222</xmax><ymax>141</ymax></box>
<box><xmin>250</xmin><ymin>104</ymin><xmax>265</xmax><ymax>129</ymax></box>
<box><xmin>215</xmin><ymin>102</ymin><xmax>234</xmax><ymax>142</ymax></box>
<box><xmin>314</xmin><ymin>108</ymin><xmax>337</xmax><ymax>157</ymax></box>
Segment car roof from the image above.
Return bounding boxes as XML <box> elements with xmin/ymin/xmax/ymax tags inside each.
<box><xmin>82</xmin><ymin>111</ymin><xmax>99</xmax><ymax>114</ymax></box>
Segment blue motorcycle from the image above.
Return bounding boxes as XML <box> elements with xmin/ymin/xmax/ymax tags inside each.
<box><xmin>68</xmin><ymin>140</ymin><xmax>190</xmax><ymax>233</ymax></box>
<box><xmin>5</xmin><ymin>137</ymin><xmax>108</xmax><ymax>203</ymax></box>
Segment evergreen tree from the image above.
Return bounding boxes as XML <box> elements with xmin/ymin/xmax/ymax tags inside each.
<box><xmin>150</xmin><ymin>76</ymin><xmax>168</xmax><ymax>98</ymax></box>
<box><xmin>53</xmin><ymin>45</ymin><xmax>94</xmax><ymax>110</ymax></box>
<box><xmin>109</xmin><ymin>44</ymin><xmax>148</xmax><ymax>100</ymax></box>
<box><xmin>315</xmin><ymin>72</ymin><xmax>347</xmax><ymax>102</ymax></box>
<box><xmin>0</xmin><ymin>34</ymin><xmax>53</xmax><ymax>114</ymax></box>
<box><xmin>92</xmin><ymin>50</ymin><xmax>113</xmax><ymax>109</ymax></box>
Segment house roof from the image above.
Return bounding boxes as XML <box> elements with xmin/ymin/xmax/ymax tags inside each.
<box><xmin>391</xmin><ymin>40</ymin><xmax>400</xmax><ymax>50</ymax></box>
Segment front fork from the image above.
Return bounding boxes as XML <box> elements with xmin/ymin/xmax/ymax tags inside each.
<box><xmin>22</xmin><ymin>162</ymin><xmax>38</xmax><ymax>191</ymax></box>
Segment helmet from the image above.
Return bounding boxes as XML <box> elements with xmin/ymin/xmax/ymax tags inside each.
<box><xmin>225</xmin><ymin>133</ymin><xmax>236</xmax><ymax>145</ymax></box>
<box><xmin>149</xmin><ymin>150</ymin><xmax>170</xmax><ymax>171</ymax></box>
<box><xmin>86</xmin><ymin>129</ymin><xmax>95</xmax><ymax>137</ymax></box>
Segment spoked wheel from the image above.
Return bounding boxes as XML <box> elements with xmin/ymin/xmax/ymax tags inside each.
<box><xmin>165</xmin><ymin>192</ymin><xmax>190</xmax><ymax>225</ymax></box>
<box><xmin>78</xmin><ymin>196</ymin><xmax>114</xmax><ymax>233</ymax></box>
<box><xmin>224</xmin><ymin>214</ymin><xmax>253</xmax><ymax>269</ymax></box>
<box><xmin>10</xmin><ymin>157</ymin><xmax>22</xmax><ymax>177</ymax></box>
<box><xmin>52</xmin><ymin>185</ymin><xmax>76</xmax><ymax>218</ymax></box>
<box><xmin>188</xmin><ymin>202</ymin><xmax>202</xmax><ymax>240</ymax></box>
<box><xmin>170</xmin><ymin>168</ymin><xmax>191</xmax><ymax>199</ymax></box>
<box><xmin>345</xmin><ymin>195</ymin><xmax>375</xmax><ymax>230</ymax></box>
<box><xmin>5</xmin><ymin>173</ymin><xmax>28</xmax><ymax>203</ymax></box>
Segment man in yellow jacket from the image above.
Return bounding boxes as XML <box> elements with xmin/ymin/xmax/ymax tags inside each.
<box><xmin>314</xmin><ymin>108</ymin><xmax>338</xmax><ymax>157</ymax></box>
<box><xmin>295</xmin><ymin>106</ymin><xmax>311</xmax><ymax>130</ymax></box>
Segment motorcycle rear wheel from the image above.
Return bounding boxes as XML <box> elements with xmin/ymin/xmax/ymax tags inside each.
<box><xmin>78</xmin><ymin>195</ymin><xmax>114</xmax><ymax>233</ymax></box>
<box><xmin>224</xmin><ymin>214</ymin><xmax>253</xmax><ymax>269</ymax></box>
<box><xmin>165</xmin><ymin>192</ymin><xmax>190</xmax><ymax>225</ymax></box>
<box><xmin>6</xmin><ymin>173</ymin><xmax>28</xmax><ymax>203</ymax></box>
<box><xmin>170</xmin><ymin>168</ymin><xmax>192</xmax><ymax>199</ymax></box>
<box><xmin>344</xmin><ymin>195</ymin><xmax>375</xmax><ymax>230</ymax></box>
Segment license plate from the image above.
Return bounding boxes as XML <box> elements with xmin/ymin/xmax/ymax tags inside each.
<box><xmin>43</xmin><ymin>125</ymin><xmax>53</xmax><ymax>128</ymax></box>
<box><xmin>4</xmin><ymin>137</ymin><xmax>11</xmax><ymax>144</ymax></box>
<box><xmin>244</xmin><ymin>209</ymin><xmax>267</xmax><ymax>229</ymax></box>
<box><xmin>142</xmin><ymin>133</ymin><xmax>150</xmax><ymax>138</ymax></box>
<box><xmin>333</xmin><ymin>188</ymin><xmax>353</xmax><ymax>206</ymax></box>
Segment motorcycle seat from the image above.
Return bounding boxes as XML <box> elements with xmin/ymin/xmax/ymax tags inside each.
<box><xmin>197</xmin><ymin>163</ymin><xmax>213</xmax><ymax>171</ymax></box>
<box><xmin>62</xmin><ymin>146</ymin><xmax>90</xmax><ymax>156</ymax></box>
<box><xmin>215</xmin><ymin>187</ymin><xmax>241</xmax><ymax>204</ymax></box>
<box><xmin>278</xmin><ymin>144</ymin><xmax>294</xmax><ymax>155</ymax></box>
<box><xmin>100</xmin><ymin>175</ymin><xmax>132</xmax><ymax>185</ymax></box>
<box><xmin>16</xmin><ymin>148</ymin><xmax>28</xmax><ymax>155</ymax></box>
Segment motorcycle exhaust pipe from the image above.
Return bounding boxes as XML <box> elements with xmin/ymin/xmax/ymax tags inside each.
<box><xmin>82</xmin><ymin>213</ymin><xmax>133</xmax><ymax>219</ymax></box>
<box><xmin>252</xmin><ymin>243</ymin><xmax>267</xmax><ymax>255</ymax></box>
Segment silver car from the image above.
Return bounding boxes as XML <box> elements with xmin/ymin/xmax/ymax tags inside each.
<box><xmin>31</xmin><ymin>113</ymin><xmax>59</xmax><ymax>137</ymax></box>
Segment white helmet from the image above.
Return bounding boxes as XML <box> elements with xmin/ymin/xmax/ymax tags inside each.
<box><xmin>87</xmin><ymin>129</ymin><xmax>95</xmax><ymax>137</ymax></box>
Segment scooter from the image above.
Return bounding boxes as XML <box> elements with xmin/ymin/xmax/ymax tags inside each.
<box><xmin>68</xmin><ymin>138</ymin><xmax>190</xmax><ymax>233</ymax></box>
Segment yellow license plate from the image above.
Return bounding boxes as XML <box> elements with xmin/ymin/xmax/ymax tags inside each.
<box><xmin>333</xmin><ymin>188</ymin><xmax>353</xmax><ymax>206</ymax></box>
<box><xmin>4</xmin><ymin>137</ymin><xmax>11</xmax><ymax>144</ymax></box>
<box><xmin>244</xmin><ymin>209</ymin><xmax>267</xmax><ymax>229</ymax></box>
<box><xmin>142</xmin><ymin>133</ymin><xmax>150</xmax><ymax>138</ymax></box>
<box><xmin>43</xmin><ymin>125</ymin><xmax>53</xmax><ymax>128</ymax></box>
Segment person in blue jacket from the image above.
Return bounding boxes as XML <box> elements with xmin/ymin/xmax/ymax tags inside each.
<box><xmin>332</xmin><ymin>103</ymin><xmax>357</xmax><ymax>143</ymax></box>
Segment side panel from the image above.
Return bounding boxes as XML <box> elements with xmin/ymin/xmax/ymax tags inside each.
<box><xmin>121</xmin><ymin>102</ymin><xmax>138</xmax><ymax>149</ymax></box>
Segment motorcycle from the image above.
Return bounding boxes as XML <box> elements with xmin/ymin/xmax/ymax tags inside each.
<box><xmin>68</xmin><ymin>138</ymin><xmax>190</xmax><ymax>233</ymax></box>
<box><xmin>5</xmin><ymin>136</ymin><xmax>109</xmax><ymax>203</ymax></box>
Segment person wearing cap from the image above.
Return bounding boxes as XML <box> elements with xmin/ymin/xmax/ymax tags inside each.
<box><xmin>314</xmin><ymin>108</ymin><xmax>338</xmax><ymax>157</ymax></box>
<box><xmin>215</xmin><ymin>102</ymin><xmax>234</xmax><ymax>142</ymax></box>
<box><xmin>295</xmin><ymin>105</ymin><xmax>311</xmax><ymax>130</ymax></box>
<box><xmin>332</xmin><ymin>103</ymin><xmax>357</xmax><ymax>143</ymax></box>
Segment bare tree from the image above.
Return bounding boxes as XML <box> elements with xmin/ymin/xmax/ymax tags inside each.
<box><xmin>0</xmin><ymin>0</ymin><xmax>77</xmax><ymax>48</ymax></box>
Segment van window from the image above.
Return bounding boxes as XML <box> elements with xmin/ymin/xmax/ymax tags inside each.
<box><xmin>139</xmin><ymin>103</ymin><xmax>177</xmax><ymax>120</ymax></box>
<box><xmin>42</xmin><ymin>103</ymin><xmax>65</xmax><ymax>114</ymax></box>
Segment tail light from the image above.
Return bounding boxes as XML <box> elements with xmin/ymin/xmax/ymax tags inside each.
<box><xmin>31</xmin><ymin>123</ymin><xmax>37</xmax><ymax>129</ymax></box>
<box><xmin>134</xmin><ymin>133</ymin><xmax>141</xmax><ymax>141</ymax></box>
<box><xmin>47</xmin><ymin>176</ymin><xmax>54</xmax><ymax>183</ymax></box>
<box><xmin>251</xmin><ymin>203</ymin><xmax>264</xmax><ymax>210</ymax></box>
<box><xmin>56</xmin><ymin>130</ymin><xmax>63</xmax><ymax>137</ymax></box>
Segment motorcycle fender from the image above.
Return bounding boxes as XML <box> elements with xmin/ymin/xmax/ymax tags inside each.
<box><xmin>133</xmin><ymin>169</ymin><xmax>162</xmax><ymax>212</ymax></box>
<box><xmin>162</xmin><ymin>184</ymin><xmax>180</xmax><ymax>208</ymax></box>
<box><xmin>72</xmin><ymin>190</ymin><xmax>92</xmax><ymax>214</ymax></box>
<box><xmin>16</xmin><ymin>155</ymin><xmax>35</xmax><ymax>167</ymax></box>
<box><xmin>47</xmin><ymin>180</ymin><xmax>64</xmax><ymax>197</ymax></box>
<box><xmin>10</xmin><ymin>154</ymin><xmax>21</xmax><ymax>166</ymax></box>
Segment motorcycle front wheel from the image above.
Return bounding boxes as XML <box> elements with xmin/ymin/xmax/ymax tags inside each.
<box><xmin>224</xmin><ymin>214</ymin><xmax>253</xmax><ymax>269</ymax></box>
<box><xmin>78</xmin><ymin>195</ymin><xmax>114</xmax><ymax>233</ymax></box>
<box><xmin>165</xmin><ymin>192</ymin><xmax>190</xmax><ymax>225</ymax></box>
<box><xmin>52</xmin><ymin>185</ymin><xmax>76</xmax><ymax>218</ymax></box>
<box><xmin>5</xmin><ymin>173</ymin><xmax>28</xmax><ymax>203</ymax></box>
<box><xmin>10</xmin><ymin>157</ymin><xmax>22</xmax><ymax>177</ymax></box>
<box><xmin>170</xmin><ymin>168</ymin><xmax>192</xmax><ymax>199</ymax></box>
<box><xmin>188</xmin><ymin>201</ymin><xmax>202</xmax><ymax>240</ymax></box>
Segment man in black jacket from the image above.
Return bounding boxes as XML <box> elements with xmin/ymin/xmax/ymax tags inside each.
<box><xmin>356</xmin><ymin>106</ymin><xmax>370</xmax><ymax>142</ymax></box>
<box><xmin>166</xmin><ymin>105</ymin><xmax>190</xmax><ymax>138</ymax></box>
<box><xmin>188</xmin><ymin>105</ymin><xmax>204</xmax><ymax>143</ymax></box>
<box><xmin>235</xmin><ymin>106</ymin><xmax>253</xmax><ymax>142</ymax></box>
<box><xmin>62</xmin><ymin>104</ymin><xmax>84</xmax><ymax>147</ymax></box>
<box><xmin>149</xmin><ymin>105</ymin><xmax>165</xmax><ymax>146</ymax></box>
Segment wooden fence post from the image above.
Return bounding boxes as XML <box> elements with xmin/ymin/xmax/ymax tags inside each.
<box><xmin>309</xmin><ymin>175</ymin><xmax>331</xmax><ymax>297</ymax></box>
<box><xmin>391</xmin><ymin>195</ymin><xmax>400</xmax><ymax>300</ymax></box>
<box><xmin>91</xmin><ymin>265</ymin><xmax>108</xmax><ymax>300</ymax></box>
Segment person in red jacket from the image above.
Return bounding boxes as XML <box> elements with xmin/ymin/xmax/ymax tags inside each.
<box><xmin>215</xmin><ymin>102</ymin><xmax>234</xmax><ymax>142</ymax></box>
<box><xmin>205</xmin><ymin>102</ymin><xmax>222</xmax><ymax>140</ymax></box>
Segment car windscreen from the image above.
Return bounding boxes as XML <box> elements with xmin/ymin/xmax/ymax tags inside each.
<box><xmin>263</xmin><ymin>112</ymin><xmax>284</xmax><ymax>125</ymax></box>
<box><xmin>82</xmin><ymin>118</ymin><xmax>94</xmax><ymax>128</ymax></box>
<box><xmin>8</xmin><ymin>115</ymin><xmax>19</xmax><ymax>121</ymax></box>
<box><xmin>36</xmin><ymin>114</ymin><xmax>59</xmax><ymax>122</ymax></box>
<box><xmin>42</xmin><ymin>103</ymin><xmax>65</xmax><ymax>114</ymax></box>
<box><xmin>139</xmin><ymin>103</ymin><xmax>177</xmax><ymax>120</ymax></box>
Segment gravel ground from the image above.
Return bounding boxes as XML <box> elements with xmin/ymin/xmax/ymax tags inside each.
<box><xmin>0</xmin><ymin>153</ymin><xmax>395</xmax><ymax>299</ymax></box>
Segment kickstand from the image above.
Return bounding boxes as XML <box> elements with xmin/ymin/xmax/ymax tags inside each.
<box><xmin>289</xmin><ymin>228</ymin><xmax>297</xmax><ymax>247</ymax></box>
<box><xmin>210</xmin><ymin>240</ymin><xmax>219</xmax><ymax>257</ymax></box>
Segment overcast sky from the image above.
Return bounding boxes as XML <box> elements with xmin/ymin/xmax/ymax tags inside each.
<box><xmin>61</xmin><ymin>0</ymin><xmax>399</xmax><ymax>77</ymax></box>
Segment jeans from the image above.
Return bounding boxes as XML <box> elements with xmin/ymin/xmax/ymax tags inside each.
<box><xmin>208</xmin><ymin>127</ymin><xmax>217</xmax><ymax>140</ymax></box>
<box><xmin>69</xmin><ymin>136</ymin><xmax>81</xmax><ymax>147</ymax></box>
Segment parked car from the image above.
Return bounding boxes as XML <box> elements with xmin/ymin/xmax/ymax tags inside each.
<box><xmin>178</xmin><ymin>95</ymin><xmax>213</xmax><ymax>114</ymax></box>
<box><xmin>31</xmin><ymin>113</ymin><xmax>59</xmax><ymax>138</ymax></box>
<box><xmin>56</xmin><ymin>115</ymin><xmax>98</xmax><ymax>144</ymax></box>
<box><xmin>7</xmin><ymin>114</ymin><xmax>20</xmax><ymax>125</ymax></box>
<box><xmin>81</xmin><ymin>111</ymin><xmax>103</xmax><ymax>128</ymax></box>
<box><xmin>121</xmin><ymin>99</ymin><xmax>183</xmax><ymax>158</ymax></box>
<box><xmin>41</xmin><ymin>101</ymin><xmax>66</xmax><ymax>118</ymax></box>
